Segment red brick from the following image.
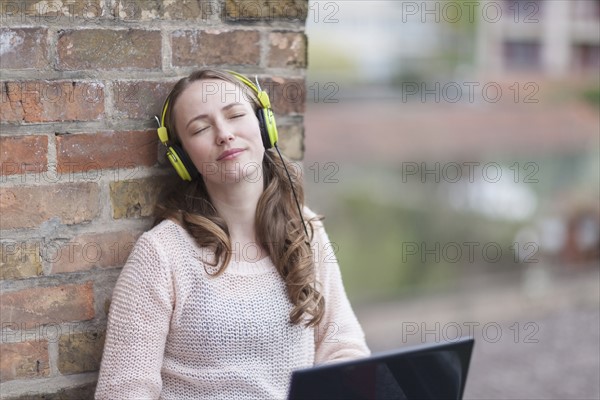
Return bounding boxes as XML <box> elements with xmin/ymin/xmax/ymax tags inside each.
<box><xmin>262</xmin><ymin>77</ymin><xmax>305</xmax><ymax>115</ymax></box>
<box><xmin>112</xmin><ymin>81</ymin><xmax>175</xmax><ymax>119</ymax></box>
<box><xmin>0</xmin><ymin>80</ymin><xmax>104</xmax><ymax>123</ymax></box>
<box><xmin>57</xmin><ymin>29</ymin><xmax>161</xmax><ymax>70</ymax></box>
<box><xmin>56</xmin><ymin>130</ymin><xmax>158</xmax><ymax>173</ymax></box>
<box><xmin>0</xmin><ymin>182</ymin><xmax>101</xmax><ymax>230</ymax></box>
<box><xmin>268</xmin><ymin>32</ymin><xmax>307</xmax><ymax>68</ymax></box>
<box><xmin>171</xmin><ymin>29</ymin><xmax>260</xmax><ymax>67</ymax></box>
<box><xmin>225</xmin><ymin>0</ymin><xmax>308</xmax><ymax>21</ymax></box>
<box><xmin>0</xmin><ymin>282</ymin><xmax>95</xmax><ymax>328</ymax></box>
<box><xmin>0</xmin><ymin>341</ymin><xmax>50</xmax><ymax>382</ymax></box>
<box><xmin>0</xmin><ymin>135</ymin><xmax>48</xmax><ymax>176</ymax></box>
<box><xmin>50</xmin><ymin>230</ymin><xmax>142</xmax><ymax>274</ymax></box>
<box><xmin>0</xmin><ymin>28</ymin><xmax>48</xmax><ymax>69</ymax></box>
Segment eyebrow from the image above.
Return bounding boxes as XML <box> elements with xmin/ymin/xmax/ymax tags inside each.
<box><xmin>185</xmin><ymin>102</ymin><xmax>245</xmax><ymax>130</ymax></box>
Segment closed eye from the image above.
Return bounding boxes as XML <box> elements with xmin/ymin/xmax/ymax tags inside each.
<box><xmin>230</xmin><ymin>113</ymin><xmax>246</xmax><ymax>119</ymax></box>
<box><xmin>192</xmin><ymin>126</ymin><xmax>210</xmax><ymax>135</ymax></box>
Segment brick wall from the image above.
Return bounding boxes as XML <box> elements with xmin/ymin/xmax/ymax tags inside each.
<box><xmin>0</xmin><ymin>0</ymin><xmax>308</xmax><ymax>397</ymax></box>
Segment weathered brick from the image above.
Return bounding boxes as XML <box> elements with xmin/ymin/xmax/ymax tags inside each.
<box><xmin>225</xmin><ymin>0</ymin><xmax>307</xmax><ymax>21</ymax></box>
<box><xmin>0</xmin><ymin>28</ymin><xmax>48</xmax><ymax>69</ymax></box>
<box><xmin>112</xmin><ymin>81</ymin><xmax>175</xmax><ymax>119</ymax></box>
<box><xmin>0</xmin><ymin>80</ymin><xmax>104</xmax><ymax>123</ymax></box>
<box><xmin>50</xmin><ymin>230</ymin><xmax>142</xmax><ymax>274</ymax></box>
<box><xmin>0</xmin><ymin>341</ymin><xmax>50</xmax><ymax>382</ymax></box>
<box><xmin>0</xmin><ymin>240</ymin><xmax>43</xmax><ymax>280</ymax></box>
<box><xmin>268</xmin><ymin>32</ymin><xmax>307</xmax><ymax>68</ymax></box>
<box><xmin>0</xmin><ymin>135</ymin><xmax>48</xmax><ymax>176</ymax></box>
<box><xmin>58</xmin><ymin>330</ymin><xmax>105</xmax><ymax>374</ymax></box>
<box><xmin>262</xmin><ymin>77</ymin><xmax>305</xmax><ymax>115</ymax></box>
<box><xmin>56</xmin><ymin>130</ymin><xmax>158</xmax><ymax>173</ymax></box>
<box><xmin>109</xmin><ymin>177</ymin><xmax>163</xmax><ymax>219</ymax></box>
<box><xmin>0</xmin><ymin>182</ymin><xmax>101</xmax><ymax>230</ymax></box>
<box><xmin>112</xmin><ymin>0</ymin><xmax>160</xmax><ymax>20</ymax></box>
<box><xmin>277</xmin><ymin>124</ymin><xmax>304</xmax><ymax>160</ymax></box>
<box><xmin>0</xmin><ymin>282</ymin><xmax>95</xmax><ymax>328</ymax></box>
<box><xmin>171</xmin><ymin>29</ymin><xmax>260</xmax><ymax>67</ymax></box>
<box><xmin>1</xmin><ymin>0</ymin><xmax>106</xmax><ymax>21</ymax></box>
<box><xmin>57</xmin><ymin>29</ymin><xmax>161</xmax><ymax>70</ymax></box>
<box><xmin>110</xmin><ymin>0</ymin><xmax>218</xmax><ymax>21</ymax></box>
<box><xmin>163</xmin><ymin>0</ymin><xmax>218</xmax><ymax>20</ymax></box>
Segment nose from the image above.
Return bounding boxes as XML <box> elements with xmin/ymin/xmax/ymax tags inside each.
<box><xmin>214</xmin><ymin>121</ymin><xmax>234</xmax><ymax>145</ymax></box>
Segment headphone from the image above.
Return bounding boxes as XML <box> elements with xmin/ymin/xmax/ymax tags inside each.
<box><xmin>156</xmin><ymin>70</ymin><xmax>278</xmax><ymax>182</ymax></box>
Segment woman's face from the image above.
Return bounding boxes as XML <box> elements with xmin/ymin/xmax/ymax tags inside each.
<box><xmin>174</xmin><ymin>79</ymin><xmax>265</xmax><ymax>186</ymax></box>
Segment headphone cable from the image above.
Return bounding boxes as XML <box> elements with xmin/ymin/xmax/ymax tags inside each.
<box><xmin>273</xmin><ymin>143</ymin><xmax>310</xmax><ymax>243</ymax></box>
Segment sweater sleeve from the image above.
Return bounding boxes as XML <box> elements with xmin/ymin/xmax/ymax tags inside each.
<box><xmin>95</xmin><ymin>232</ymin><xmax>174</xmax><ymax>399</ymax></box>
<box><xmin>307</xmin><ymin>209</ymin><xmax>371</xmax><ymax>364</ymax></box>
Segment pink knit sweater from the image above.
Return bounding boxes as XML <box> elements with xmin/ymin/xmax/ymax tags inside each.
<box><xmin>95</xmin><ymin>210</ymin><xmax>370</xmax><ymax>399</ymax></box>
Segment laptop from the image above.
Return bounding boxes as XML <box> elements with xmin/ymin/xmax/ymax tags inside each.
<box><xmin>288</xmin><ymin>337</ymin><xmax>474</xmax><ymax>400</ymax></box>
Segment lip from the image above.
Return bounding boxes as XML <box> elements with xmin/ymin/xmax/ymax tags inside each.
<box><xmin>217</xmin><ymin>148</ymin><xmax>245</xmax><ymax>161</ymax></box>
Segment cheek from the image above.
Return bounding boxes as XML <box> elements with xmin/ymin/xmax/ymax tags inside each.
<box><xmin>181</xmin><ymin>137</ymin><xmax>211</xmax><ymax>165</ymax></box>
<box><xmin>244</xmin><ymin>119</ymin><xmax>263</xmax><ymax>143</ymax></box>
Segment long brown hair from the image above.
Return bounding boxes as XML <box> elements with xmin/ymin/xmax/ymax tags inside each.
<box><xmin>154</xmin><ymin>69</ymin><xmax>324</xmax><ymax>327</ymax></box>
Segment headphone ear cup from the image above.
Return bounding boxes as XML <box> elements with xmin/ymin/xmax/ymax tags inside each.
<box><xmin>165</xmin><ymin>145</ymin><xmax>199</xmax><ymax>181</ymax></box>
<box><xmin>256</xmin><ymin>109</ymin><xmax>271</xmax><ymax>149</ymax></box>
<box><xmin>256</xmin><ymin>108</ymin><xmax>278</xmax><ymax>149</ymax></box>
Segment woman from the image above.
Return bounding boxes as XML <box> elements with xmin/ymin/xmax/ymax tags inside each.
<box><xmin>95</xmin><ymin>69</ymin><xmax>370</xmax><ymax>399</ymax></box>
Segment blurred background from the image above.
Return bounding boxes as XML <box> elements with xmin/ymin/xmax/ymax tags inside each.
<box><xmin>303</xmin><ymin>0</ymin><xmax>599</xmax><ymax>398</ymax></box>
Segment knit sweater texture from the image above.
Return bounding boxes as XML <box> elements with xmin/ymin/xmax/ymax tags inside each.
<box><xmin>95</xmin><ymin>209</ymin><xmax>370</xmax><ymax>399</ymax></box>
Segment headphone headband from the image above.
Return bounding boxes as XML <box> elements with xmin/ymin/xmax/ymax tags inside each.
<box><xmin>225</xmin><ymin>70</ymin><xmax>272</xmax><ymax>109</ymax></box>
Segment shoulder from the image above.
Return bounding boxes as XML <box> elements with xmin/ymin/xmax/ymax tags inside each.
<box><xmin>143</xmin><ymin>218</ymin><xmax>216</xmax><ymax>266</ymax></box>
<box><xmin>302</xmin><ymin>205</ymin><xmax>338</xmax><ymax>267</ymax></box>
<box><xmin>303</xmin><ymin>205</ymin><xmax>325</xmax><ymax>229</ymax></box>
<box><xmin>127</xmin><ymin>219</ymin><xmax>194</xmax><ymax>264</ymax></box>
<box><xmin>146</xmin><ymin>218</ymin><xmax>186</xmax><ymax>238</ymax></box>
<box><xmin>142</xmin><ymin>218</ymin><xmax>192</xmax><ymax>249</ymax></box>
<box><xmin>303</xmin><ymin>205</ymin><xmax>328</xmax><ymax>241</ymax></box>
<box><xmin>303</xmin><ymin>205</ymin><xmax>317</xmax><ymax>219</ymax></box>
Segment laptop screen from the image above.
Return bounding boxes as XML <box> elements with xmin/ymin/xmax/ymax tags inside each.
<box><xmin>288</xmin><ymin>337</ymin><xmax>474</xmax><ymax>400</ymax></box>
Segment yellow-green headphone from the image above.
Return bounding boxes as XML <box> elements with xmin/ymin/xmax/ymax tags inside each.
<box><xmin>156</xmin><ymin>70</ymin><xmax>279</xmax><ymax>181</ymax></box>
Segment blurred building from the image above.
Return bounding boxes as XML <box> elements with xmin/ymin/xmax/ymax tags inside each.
<box><xmin>477</xmin><ymin>0</ymin><xmax>600</xmax><ymax>78</ymax></box>
<box><xmin>307</xmin><ymin>1</ymin><xmax>443</xmax><ymax>84</ymax></box>
<box><xmin>307</xmin><ymin>0</ymin><xmax>600</xmax><ymax>83</ymax></box>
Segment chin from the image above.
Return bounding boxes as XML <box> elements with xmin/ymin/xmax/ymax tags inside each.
<box><xmin>211</xmin><ymin>161</ymin><xmax>264</xmax><ymax>185</ymax></box>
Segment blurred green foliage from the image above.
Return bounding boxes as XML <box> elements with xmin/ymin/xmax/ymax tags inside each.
<box><xmin>318</xmin><ymin>169</ymin><xmax>525</xmax><ymax>304</ymax></box>
<box><xmin>310</xmin><ymin>151</ymin><xmax>599</xmax><ymax>305</ymax></box>
<box><xmin>307</xmin><ymin>41</ymin><xmax>359</xmax><ymax>84</ymax></box>
<box><xmin>582</xmin><ymin>87</ymin><xmax>600</xmax><ymax>107</ymax></box>
<box><xmin>441</xmin><ymin>0</ymin><xmax>479</xmax><ymax>70</ymax></box>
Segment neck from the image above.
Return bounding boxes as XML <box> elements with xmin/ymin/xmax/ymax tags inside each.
<box><xmin>204</xmin><ymin>176</ymin><xmax>264</xmax><ymax>244</ymax></box>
